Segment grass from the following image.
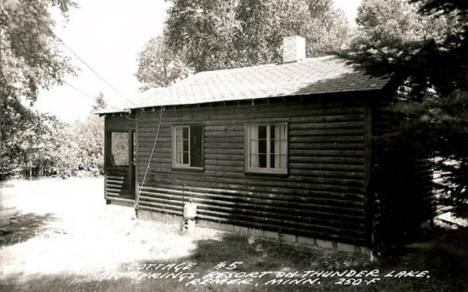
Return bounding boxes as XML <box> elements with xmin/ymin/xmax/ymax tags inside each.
<box><xmin>1</xmin><ymin>177</ymin><xmax>467</xmax><ymax>291</ymax></box>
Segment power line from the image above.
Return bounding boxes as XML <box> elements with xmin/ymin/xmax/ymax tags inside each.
<box><xmin>60</xmin><ymin>40</ymin><xmax>136</xmax><ymax>105</ymax></box>
<box><xmin>49</xmin><ymin>29</ymin><xmax>137</xmax><ymax>107</ymax></box>
<box><xmin>136</xmin><ymin>107</ymin><xmax>164</xmax><ymax>211</ymax></box>
<box><xmin>62</xmin><ymin>80</ymin><xmax>97</xmax><ymax>101</ymax></box>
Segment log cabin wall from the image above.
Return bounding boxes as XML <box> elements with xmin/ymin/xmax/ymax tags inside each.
<box><xmin>133</xmin><ymin>95</ymin><xmax>374</xmax><ymax>246</ymax></box>
<box><xmin>370</xmin><ymin>106</ymin><xmax>435</xmax><ymax>251</ymax></box>
<box><xmin>104</xmin><ymin>115</ymin><xmax>136</xmax><ymax>202</ymax></box>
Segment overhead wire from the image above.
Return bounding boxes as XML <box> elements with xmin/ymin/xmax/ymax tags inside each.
<box><xmin>135</xmin><ymin>107</ymin><xmax>164</xmax><ymax>212</ymax></box>
<box><xmin>62</xmin><ymin>80</ymin><xmax>97</xmax><ymax>101</ymax></box>
<box><xmin>48</xmin><ymin>27</ymin><xmax>138</xmax><ymax>107</ymax></box>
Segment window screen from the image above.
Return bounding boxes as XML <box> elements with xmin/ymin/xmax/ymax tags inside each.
<box><xmin>110</xmin><ymin>132</ymin><xmax>129</xmax><ymax>166</ymax></box>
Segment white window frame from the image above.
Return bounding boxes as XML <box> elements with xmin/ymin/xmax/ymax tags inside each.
<box><xmin>245</xmin><ymin>122</ymin><xmax>288</xmax><ymax>174</ymax></box>
<box><xmin>172</xmin><ymin>125</ymin><xmax>191</xmax><ymax>168</ymax></box>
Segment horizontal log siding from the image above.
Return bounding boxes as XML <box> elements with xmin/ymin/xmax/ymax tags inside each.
<box><xmin>371</xmin><ymin>108</ymin><xmax>435</xmax><ymax>249</ymax></box>
<box><xmin>135</xmin><ymin>101</ymin><xmax>369</xmax><ymax>245</ymax></box>
<box><xmin>106</xmin><ymin>166</ymin><xmax>133</xmax><ymax>198</ymax></box>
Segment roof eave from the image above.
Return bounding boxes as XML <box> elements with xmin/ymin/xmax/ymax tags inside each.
<box><xmin>128</xmin><ymin>88</ymin><xmax>387</xmax><ymax>112</ymax></box>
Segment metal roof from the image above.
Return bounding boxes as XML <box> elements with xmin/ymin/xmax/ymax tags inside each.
<box><xmin>98</xmin><ymin>56</ymin><xmax>389</xmax><ymax>114</ymax></box>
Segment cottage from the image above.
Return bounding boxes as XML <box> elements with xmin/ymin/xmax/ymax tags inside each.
<box><xmin>99</xmin><ymin>36</ymin><xmax>434</xmax><ymax>253</ymax></box>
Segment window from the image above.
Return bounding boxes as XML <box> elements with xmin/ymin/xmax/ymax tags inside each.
<box><xmin>172</xmin><ymin>125</ymin><xmax>203</xmax><ymax>169</ymax></box>
<box><xmin>109</xmin><ymin>132</ymin><xmax>129</xmax><ymax>166</ymax></box>
<box><xmin>245</xmin><ymin>123</ymin><xmax>288</xmax><ymax>174</ymax></box>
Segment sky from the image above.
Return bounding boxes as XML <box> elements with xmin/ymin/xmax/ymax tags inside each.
<box><xmin>35</xmin><ymin>0</ymin><xmax>361</xmax><ymax>123</ymax></box>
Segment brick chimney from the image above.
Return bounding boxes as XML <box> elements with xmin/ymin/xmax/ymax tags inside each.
<box><xmin>282</xmin><ymin>36</ymin><xmax>306</xmax><ymax>63</ymax></box>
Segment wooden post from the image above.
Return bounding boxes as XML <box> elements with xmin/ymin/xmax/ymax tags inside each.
<box><xmin>134</xmin><ymin>118</ymin><xmax>140</xmax><ymax>212</ymax></box>
<box><xmin>103</xmin><ymin>117</ymin><xmax>109</xmax><ymax>203</ymax></box>
<box><xmin>128</xmin><ymin>129</ymin><xmax>133</xmax><ymax>193</ymax></box>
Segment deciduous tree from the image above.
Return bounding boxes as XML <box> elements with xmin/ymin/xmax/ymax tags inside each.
<box><xmin>234</xmin><ymin>0</ymin><xmax>351</xmax><ymax>65</ymax></box>
<box><xmin>0</xmin><ymin>0</ymin><xmax>75</xmax><ymax>101</ymax></box>
<box><xmin>164</xmin><ymin>0</ymin><xmax>241</xmax><ymax>73</ymax></box>
<box><xmin>0</xmin><ymin>0</ymin><xmax>76</xmax><ymax>178</ymax></box>
<box><xmin>158</xmin><ymin>0</ymin><xmax>352</xmax><ymax>77</ymax></box>
<box><xmin>136</xmin><ymin>36</ymin><xmax>192</xmax><ymax>90</ymax></box>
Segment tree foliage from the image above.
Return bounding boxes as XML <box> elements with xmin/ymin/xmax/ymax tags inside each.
<box><xmin>355</xmin><ymin>0</ymin><xmax>447</xmax><ymax>43</ymax></box>
<box><xmin>92</xmin><ymin>92</ymin><xmax>106</xmax><ymax>112</ymax></box>
<box><xmin>135</xmin><ymin>36</ymin><xmax>192</xmax><ymax>90</ymax></box>
<box><xmin>68</xmin><ymin>93</ymin><xmax>107</xmax><ymax>176</ymax></box>
<box><xmin>338</xmin><ymin>0</ymin><xmax>468</xmax><ymax>217</ymax></box>
<box><xmin>2</xmin><ymin>94</ymin><xmax>106</xmax><ymax>178</ymax></box>
<box><xmin>345</xmin><ymin>0</ymin><xmax>461</xmax><ymax>94</ymax></box>
<box><xmin>1</xmin><ymin>97</ymin><xmax>38</xmax><ymax>176</ymax></box>
<box><xmin>136</xmin><ymin>0</ymin><xmax>352</xmax><ymax>88</ymax></box>
<box><xmin>0</xmin><ymin>0</ymin><xmax>75</xmax><ymax>101</ymax></box>
<box><xmin>164</xmin><ymin>0</ymin><xmax>241</xmax><ymax>73</ymax></box>
<box><xmin>0</xmin><ymin>0</ymin><xmax>76</xmax><ymax>178</ymax></box>
<box><xmin>234</xmin><ymin>0</ymin><xmax>351</xmax><ymax>65</ymax></box>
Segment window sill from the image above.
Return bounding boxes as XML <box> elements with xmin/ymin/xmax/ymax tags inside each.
<box><xmin>171</xmin><ymin>166</ymin><xmax>204</xmax><ymax>172</ymax></box>
<box><xmin>245</xmin><ymin>168</ymin><xmax>288</xmax><ymax>176</ymax></box>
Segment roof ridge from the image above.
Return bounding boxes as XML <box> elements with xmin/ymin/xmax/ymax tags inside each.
<box><xmin>193</xmin><ymin>55</ymin><xmax>339</xmax><ymax>76</ymax></box>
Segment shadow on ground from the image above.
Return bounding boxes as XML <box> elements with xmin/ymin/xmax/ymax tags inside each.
<box><xmin>381</xmin><ymin>226</ymin><xmax>468</xmax><ymax>292</ymax></box>
<box><xmin>0</xmin><ymin>213</ymin><xmax>57</xmax><ymax>247</ymax></box>
<box><xmin>1</xmin><ymin>227</ymin><xmax>468</xmax><ymax>292</ymax></box>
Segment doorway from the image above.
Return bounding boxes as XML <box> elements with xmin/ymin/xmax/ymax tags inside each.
<box><xmin>105</xmin><ymin>129</ymin><xmax>135</xmax><ymax>200</ymax></box>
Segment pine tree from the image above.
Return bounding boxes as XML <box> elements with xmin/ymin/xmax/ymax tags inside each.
<box><xmin>338</xmin><ymin>0</ymin><xmax>468</xmax><ymax>217</ymax></box>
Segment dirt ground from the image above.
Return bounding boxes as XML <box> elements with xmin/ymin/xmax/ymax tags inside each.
<box><xmin>0</xmin><ymin>178</ymin><xmax>223</xmax><ymax>283</ymax></box>
<box><xmin>1</xmin><ymin>177</ymin><xmax>467</xmax><ymax>292</ymax></box>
